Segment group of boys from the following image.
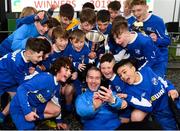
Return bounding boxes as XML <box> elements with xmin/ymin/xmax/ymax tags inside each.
<box><xmin>0</xmin><ymin>0</ymin><xmax>179</xmax><ymax>130</ymax></box>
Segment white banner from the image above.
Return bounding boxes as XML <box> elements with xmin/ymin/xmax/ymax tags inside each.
<box><xmin>11</xmin><ymin>0</ymin><xmax>153</xmax><ymax>12</ymax></box>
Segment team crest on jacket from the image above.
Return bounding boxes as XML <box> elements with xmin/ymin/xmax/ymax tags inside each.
<box><xmin>115</xmin><ymin>86</ymin><xmax>121</xmax><ymax>92</ymax></box>
<box><xmin>151</xmin><ymin>77</ymin><xmax>158</xmax><ymax>85</ymax></box>
<box><xmin>135</xmin><ymin>49</ymin><xmax>140</xmax><ymax>55</ymax></box>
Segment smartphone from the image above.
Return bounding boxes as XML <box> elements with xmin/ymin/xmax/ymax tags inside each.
<box><xmin>99</xmin><ymin>78</ymin><xmax>109</xmax><ymax>95</ymax></box>
<box><xmin>100</xmin><ymin>78</ymin><xmax>109</xmax><ymax>88</ymax></box>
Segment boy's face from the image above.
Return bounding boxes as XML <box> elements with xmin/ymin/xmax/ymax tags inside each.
<box><xmin>100</xmin><ymin>61</ymin><xmax>115</xmax><ymax>79</ymax></box>
<box><xmin>36</xmin><ymin>22</ymin><xmax>49</xmax><ymax>35</ymax></box>
<box><xmin>55</xmin><ymin>37</ymin><xmax>68</xmax><ymax>51</ymax></box>
<box><xmin>28</xmin><ymin>51</ymin><xmax>45</xmax><ymax>64</ymax></box>
<box><xmin>56</xmin><ymin>66</ymin><xmax>71</xmax><ymax>82</ymax></box>
<box><xmin>117</xmin><ymin>64</ymin><xmax>136</xmax><ymax>85</ymax></box>
<box><xmin>97</xmin><ymin>21</ymin><xmax>110</xmax><ymax>33</ymax></box>
<box><xmin>131</xmin><ymin>5</ymin><xmax>148</xmax><ymax>21</ymax></box>
<box><xmin>114</xmin><ymin>32</ymin><xmax>129</xmax><ymax>47</ymax></box>
<box><xmin>81</xmin><ymin>22</ymin><xmax>94</xmax><ymax>33</ymax></box>
<box><xmin>60</xmin><ymin>16</ymin><xmax>72</xmax><ymax>29</ymax></box>
<box><xmin>108</xmin><ymin>8</ymin><xmax>120</xmax><ymax>22</ymax></box>
<box><xmin>71</xmin><ymin>38</ymin><xmax>85</xmax><ymax>52</ymax></box>
<box><xmin>86</xmin><ymin>70</ymin><xmax>101</xmax><ymax>92</ymax></box>
<box><xmin>123</xmin><ymin>1</ymin><xmax>131</xmax><ymax>16</ymax></box>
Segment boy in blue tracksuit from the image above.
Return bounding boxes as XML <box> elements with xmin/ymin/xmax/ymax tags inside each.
<box><xmin>130</xmin><ymin>0</ymin><xmax>170</xmax><ymax>73</ymax></box>
<box><xmin>111</xmin><ymin>18</ymin><xmax>165</xmax><ymax>77</ymax></box>
<box><xmin>64</xmin><ymin>29</ymin><xmax>91</xmax><ymax>69</ymax></box>
<box><xmin>75</xmin><ymin>66</ymin><xmax>127</xmax><ymax>130</ymax></box>
<box><xmin>10</xmin><ymin>57</ymin><xmax>72</xmax><ymax>130</ymax></box>
<box><xmin>63</xmin><ymin>29</ymin><xmax>91</xmax><ymax>95</ymax></box>
<box><xmin>70</xmin><ymin>8</ymin><xmax>96</xmax><ymax>58</ymax></box>
<box><xmin>94</xmin><ymin>9</ymin><xmax>112</xmax><ymax>36</ymax></box>
<box><xmin>113</xmin><ymin>59</ymin><xmax>179</xmax><ymax>130</ymax></box>
<box><xmin>100</xmin><ymin>53</ymin><xmax>132</xmax><ymax>123</ymax></box>
<box><xmin>38</xmin><ymin>26</ymin><xmax>69</xmax><ymax>72</ymax></box>
<box><xmin>38</xmin><ymin>26</ymin><xmax>75</xmax><ymax>113</ymax></box>
<box><xmin>92</xmin><ymin>9</ymin><xmax>113</xmax><ymax>64</ymax></box>
<box><xmin>0</xmin><ymin>38</ymin><xmax>51</xmax><ymax>123</ymax></box>
<box><xmin>0</xmin><ymin>12</ymin><xmax>51</xmax><ymax>56</ymax></box>
<box><xmin>100</xmin><ymin>53</ymin><xmax>125</xmax><ymax>92</ymax></box>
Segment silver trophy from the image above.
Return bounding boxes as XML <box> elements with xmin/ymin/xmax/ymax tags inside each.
<box><xmin>86</xmin><ymin>30</ymin><xmax>105</xmax><ymax>52</ymax></box>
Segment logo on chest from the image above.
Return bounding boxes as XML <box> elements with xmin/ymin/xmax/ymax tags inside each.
<box><xmin>151</xmin><ymin>77</ymin><xmax>158</xmax><ymax>85</ymax></box>
<box><xmin>135</xmin><ymin>49</ymin><xmax>141</xmax><ymax>55</ymax></box>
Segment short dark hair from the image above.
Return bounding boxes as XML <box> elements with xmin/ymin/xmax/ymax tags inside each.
<box><xmin>59</xmin><ymin>3</ymin><xmax>74</xmax><ymax>20</ymax></box>
<box><xmin>50</xmin><ymin>57</ymin><xmax>72</xmax><ymax>76</ymax></box>
<box><xmin>82</xmin><ymin>2</ymin><xmax>95</xmax><ymax>10</ymax></box>
<box><xmin>97</xmin><ymin>9</ymin><xmax>110</xmax><ymax>23</ymax></box>
<box><xmin>80</xmin><ymin>8</ymin><xmax>96</xmax><ymax>25</ymax></box>
<box><xmin>100</xmin><ymin>53</ymin><xmax>115</xmax><ymax>64</ymax></box>
<box><xmin>108</xmin><ymin>1</ymin><xmax>121</xmax><ymax>11</ymax></box>
<box><xmin>113</xmin><ymin>59</ymin><xmax>137</xmax><ymax>73</ymax></box>
<box><xmin>25</xmin><ymin>37</ymin><xmax>51</xmax><ymax>54</ymax></box>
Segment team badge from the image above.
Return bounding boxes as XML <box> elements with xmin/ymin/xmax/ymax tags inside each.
<box><xmin>135</xmin><ymin>49</ymin><xmax>140</xmax><ymax>55</ymax></box>
<box><xmin>151</xmin><ymin>77</ymin><xmax>158</xmax><ymax>85</ymax></box>
<box><xmin>115</xmin><ymin>86</ymin><xmax>121</xmax><ymax>92</ymax></box>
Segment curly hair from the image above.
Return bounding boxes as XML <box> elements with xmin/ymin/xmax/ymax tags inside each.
<box><xmin>50</xmin><ymin>57</ymin><xmax>72</xmax><ymax>76</ymax></box>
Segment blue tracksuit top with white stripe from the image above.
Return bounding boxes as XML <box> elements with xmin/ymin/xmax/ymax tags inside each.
<box><xmin>63</xmin><ymin>43</ymin><xmax>90</xmax><ymax>70</ymax></box>
<box><xmin>10</xmin><ymin>72</ymin><xmax>60</xmax><ymax>116</ymax></box>
<box><xmin>143</xmin><ymin>14</ymin><xmax>170</xmax><ymax>60</ymax></box>
<box><xmin>0</xmin><ymin>50</ymin><xmax>34</xmax><ymax>95</ymax></box>
<box><xmin>129</xmin><ymin>14</ymin><xmax>170</xmax><ymax>60</ymax></box>
<box><xmin>75</xmin><ymin>88</ymin><xmax>122</xmax><ymax>130</ymax></box>
<box><xmin>123</xmin><ymin>67</ymin><xmax>175</xmax><ymax>113</ymax></box>
<box><xmin>127</xmin><ymin>32</ymin><xmax>164</xmax><ymax>68</ymax></box>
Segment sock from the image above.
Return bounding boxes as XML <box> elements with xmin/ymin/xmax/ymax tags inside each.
<box><xmin>0</xmin><ymin>112</ymin><xmax>5</xmax><ymax>123</ymax></box>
